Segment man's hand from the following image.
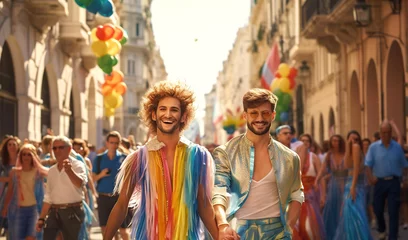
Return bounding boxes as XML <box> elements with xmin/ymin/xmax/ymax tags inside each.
<box><xmin>350</xmin><ymin>186</ymin><xmax>356</xmax><ymax>201</ymax></box>
<box><xmin>320</xmin><ymin>194</ymin><xmax>326</xmax><ymax>209</ymax></box>
<box><xmin>218</xmin><ymin>224</ymin><xmax>240</xmax><ymax>240</ymax></box>
<box><xmin>63</xmin><ymin>159</ymin><xmax>72</xmax><ymax>173</ymax></box>
<box><xmin>99</xmin><ymin>168</ymin><xmax>110</xmax><ymax>178</ymax></box>
<box><xmin>370</xmin><ymin>176</ymin><xmax>378</xmax><ymax>186</ymax></box>
<box><xmin>36</xmin><ymin>219</ymin><xmax>45</xmax><ymax>232</ymax></box>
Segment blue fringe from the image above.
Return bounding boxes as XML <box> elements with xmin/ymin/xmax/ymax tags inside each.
<box><xmin>130</xmin><ymin>147</ymin><xmax>148</xmax><ymax>240</ymax></box>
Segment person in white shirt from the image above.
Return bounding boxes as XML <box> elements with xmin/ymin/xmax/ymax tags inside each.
<box><xmin>35</xmin><ymin>136</ymin><xmax>88</xmax><ymax>240</ymax></box>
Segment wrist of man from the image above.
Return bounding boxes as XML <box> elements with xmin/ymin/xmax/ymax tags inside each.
<box><xmin>218</xmin><ymin>223</ymin><xmax>229</xmax><ymax>231</ymax></box>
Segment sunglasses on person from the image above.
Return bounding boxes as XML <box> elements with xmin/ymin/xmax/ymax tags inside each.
<box><xmin>52</xmin><ymin>146</ymin><xmax>67</xmax><ymax>151</ymax></box>
<box><xmin>248</xmin><ymin>111</ymin><xmax>272</xmax><ymax>119</ymax></box>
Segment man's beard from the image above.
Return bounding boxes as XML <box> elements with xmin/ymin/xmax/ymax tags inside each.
<box><xmin>157</xmin><ymin>118</ymin><xmax>181</xmax><ymax>134</ymax></box>
<box><xmin>246</xmin><ymin>121</ymin><xmax>271</xmax><ymax>136</ymax></box>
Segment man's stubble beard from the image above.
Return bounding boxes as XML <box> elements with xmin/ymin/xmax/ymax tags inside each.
<box><xmin>246</xmin><ymin>121</ymin><xmax>271</xmax><ymax>136</ymax></box>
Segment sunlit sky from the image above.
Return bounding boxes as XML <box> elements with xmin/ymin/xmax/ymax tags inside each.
<box><xmin>151</xmin><ymin>0</ymin><xmax>250</xmax><ymax>116</ymax></box>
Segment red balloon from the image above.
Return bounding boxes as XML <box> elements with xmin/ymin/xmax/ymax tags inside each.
<box><xmin>96</xmin><ymin>24</ymin><xmax>115</xmax><ymax>41</ymax></box>
<box><xmin>113</xmin><ymin>26</ymin><xmax>124</xmax><ymax>41</ymax></box>
<box><xmin>289</xmin><ymin>77</ymin><xmax>296</xmax><ymax>89</ymax></box>
<box><xmin>275</xmin><ymin>72</ymin><xmax>282</xmax><ymax>78</ymax></box>
<box><xmin>288</xmin><ymin>67</ymin><xmax>298</xmax><ymax>79</ymax></box>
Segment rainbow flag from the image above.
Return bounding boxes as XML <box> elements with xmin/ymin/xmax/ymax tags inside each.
<box><xmin>261</xmin><ymin>42</ymin><xmax>280</xmax><ymax>89</ymax></box>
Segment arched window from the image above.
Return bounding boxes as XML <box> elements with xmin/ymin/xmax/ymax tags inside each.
<box><xmin>41</xmin><ymin>70</ymin><xmax>51</xmax><ymax>137</ymax></box>
<box><xmin>0</xmin><ymin>42</ymin><xmax>18</xmax><ymax>137</ymax></box>
<box><xmin>68</xmin><ymin>90</ymin><xmax>75</xmax><ymax>138</ymax></box>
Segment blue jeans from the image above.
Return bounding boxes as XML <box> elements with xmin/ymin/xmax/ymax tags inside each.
<box><xmin>14</xmin><ymin>205</ymin><xmax>37</xmax><ymax>240</ymax></box>
<box><xmin>236</xmin><ymin>217</ymin><xmax>289</xmax><ymax>240</ymax></box>
<box><xmin>374</xmin><ymin>177</ymin><xmax>400</xmax><ymax>240</ymax></box>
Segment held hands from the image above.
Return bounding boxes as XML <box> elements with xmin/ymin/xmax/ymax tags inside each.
<box><xmin>218</xmin><ymin>224</ymin><xmax>240</xmax><ymax>240</ymax></box>
<box><xmin>36</xmin><ymin>219</ymin><xmax>45</xmax><ymax>232</ymax></box>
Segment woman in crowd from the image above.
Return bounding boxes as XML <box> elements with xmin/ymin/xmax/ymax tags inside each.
<box><xmin>72</xmin><ymin>138</ymin><xmax>98</xmax><ymax>238</ymax></box>
<box><xmin>315</xmin><ymin>134</ymin><xmax>347</xmax><ymax>239</ymax></box>
<box><xmin>362</xmin><ymin>138</ymin><xmax>376</xmax><ymax>228</ymax></box>
<box><xmin>1</xmin><ymin>143</ymin><xmax>48</xmax><ymax>239</ymax></box>
<box><xmin>293</xmin><ymin>134</ymin><xmax>325</xmax><ymax>240</ymax></box>
<box><xmin>0</xmin><ymin>136</ymin><xmax>21</xmax><ymax>236</ymax></box>
<box><xmin>334</xmin><ymin>130</ymin><xmax>372</xmax><ymax>239</ymax></box>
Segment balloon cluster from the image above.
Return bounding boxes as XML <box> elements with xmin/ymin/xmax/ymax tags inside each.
<box><xmin>91</xmin><ymin>24</ymin><xmax>128</xmax><ymax>74</ymax></box>
<box><xmin>222</xmin><ymin>108</ymin><xmax>246</xmax><ymax>139</ymax></box>
<box><xmin>270</xmin><ymin>63</ymin><xmax>298</xmax><ymax>122</ymax></box>
<box><xmin>75</xmin><ymin>0</ymin><xmax>115</xmax><ymax>17</ymax></box>
<box><xmin>102</xmin><ymin>70</ymin><xmax>127</xmax><ymax>117</ymax></box>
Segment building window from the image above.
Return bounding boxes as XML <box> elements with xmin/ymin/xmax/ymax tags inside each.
<box><xmin>0</xmin><ymin>41</ymin><xmax>18</xmax><ymax>138</ymax></box>
<box><xmin>135</xmin><ymin>22</ymin><xmax>143</xmax><ymax>37</ymax></box>
<box><xmin>127</xmin><ymin>59</ymin><xmax>135</xmax><ymax>75</ymax></box>
<box><xmin>136</xmin><ymin>23</ymin><xmax>140</xmax><ymax>37</ymax></box>
<box><xmin>41</xmin><ymin>70</ymin><xmax>51</xmax><ymax>137</ymax></box>
<box><xmin>68</xmin><ymin>90</ymin><xmax>75</xmax><ymax>139</ymax></box>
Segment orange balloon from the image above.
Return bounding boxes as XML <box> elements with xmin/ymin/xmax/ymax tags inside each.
<box><xmin>105</xmin><ymin>70</ymin><xmax>124</xmax><ymax>86</ymax></box>
<box><xmin>114</xmin><ymin>82</ymin><xmax>127</xmax><ymax>95</ymax></box>
<box><xmin>113</xmin><ymin>26</ymin><xmax>124</xmax><ymax>41</ymax></box>
<box><xmin>101</xmin><ymin>83</ymin><xmax>113</xmax><ymax>96</ymax></box>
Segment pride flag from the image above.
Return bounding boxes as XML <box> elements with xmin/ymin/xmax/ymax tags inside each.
<box><xmin>260</xmin><ymin>42</ymin><xmax>280</xmax><ymax>89</ymax></box>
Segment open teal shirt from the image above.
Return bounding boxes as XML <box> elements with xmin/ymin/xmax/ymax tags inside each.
<box><xmin>212</xmin><ymin>134</ymin><xmax>304</xmax><ymax>236</ymax></box>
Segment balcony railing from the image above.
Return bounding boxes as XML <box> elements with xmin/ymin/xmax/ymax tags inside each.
<box><xmin>301</xmin><ymin>0</ymin><xmax>329</xmax><ymax>29</ymax></box>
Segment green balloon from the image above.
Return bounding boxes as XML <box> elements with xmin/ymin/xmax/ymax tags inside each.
<box><xmin>102</xmin><ymin>66</ymin><xmax>113</xmax><ymax>74</ymax></box>
<box><xmin>120</xmin><ymin>36</ymin><xmax>128</xmax><ymax>45</ymax></box>
<box><xmin>275</xmin><ymin>112</ymin><xmax>281</xmax><ymax>122</ymax></box>
<box><xmin>281</xmin><ymin>92</ymin><xmax>292</xmax><ymax>106</ymax></box>
<box><xmin>273</xmin><ymin>89</ymin><xmax>284</xmax><ymax>100</ymax></box>
<box><xmin>98</xmin><ymin>55</ymin><xmax>112</xmax><ymax>66</ymax></box>
<box><xmin>112</xmin><ymin>56</ymin><xmax>118</xmax><ymax>66</ymax></box>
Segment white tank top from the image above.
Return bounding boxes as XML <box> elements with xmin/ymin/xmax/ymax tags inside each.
<box><xmin>305</xmin><ymin>153</ymin><xmax>316</xmax><ymax>177</ymax></box>
<box><xmin>235</xmin><ymin>168</ymin><xmax>281</xmax><ymax>219</ymax></box>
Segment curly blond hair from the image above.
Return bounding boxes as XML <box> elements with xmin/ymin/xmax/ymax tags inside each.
<box><xmin>139</xmin><ymin>81</ymin><xmax>195</xmax><ymax>135</ymax></box>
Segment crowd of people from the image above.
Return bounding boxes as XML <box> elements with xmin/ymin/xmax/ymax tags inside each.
<box><xmin>0</xmin><ymin>81</ymin><xmax>407</xmax><ymax>240</ymax></box>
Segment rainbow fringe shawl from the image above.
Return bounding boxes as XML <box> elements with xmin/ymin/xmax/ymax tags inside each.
<box><xmin>115</xmin><ymin>139</ymin><xmax>214</xmax><ymax>240</ymax></box>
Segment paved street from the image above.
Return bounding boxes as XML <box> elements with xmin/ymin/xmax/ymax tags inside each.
<box><xmin>2</xmin><ymin>217</ymin><xmax>408</xmax><ymax>239</ymax></box>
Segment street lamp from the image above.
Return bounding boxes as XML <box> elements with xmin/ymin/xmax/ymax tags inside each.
<box><xmin>353</xmin><ymin>0</ymin><xmax>371</xmax><ymax>27</ymax></box>
<box><xmin>389</xmin><ymin>0</ymin><xmax>402</xmax><ymax>14</ymax></box>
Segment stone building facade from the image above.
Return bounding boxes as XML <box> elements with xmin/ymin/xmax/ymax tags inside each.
<box><xmin>219</xmin><ymin>0</ymin><xmax>408</xmax><ymax>145</ymax></box>
<box><xmin>114</xmin><ymin>0</ymin><xmax>167</xmax><ymax>143</ymax></box>
<box><xmin>0</xmin><ymin>0</ymin><xmax>111</xmax><ymax>146</ymax></box>
<box><xmin>210</xmin><ymin>26</ymin><xmax>251</xmax><ymax>144</ymax></box>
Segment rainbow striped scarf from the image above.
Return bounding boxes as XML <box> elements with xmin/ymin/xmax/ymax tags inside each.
<box><xmin>115</xmin><ymin>137</ymin><xmax>214</xmax><ymax>240</ymax></box>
